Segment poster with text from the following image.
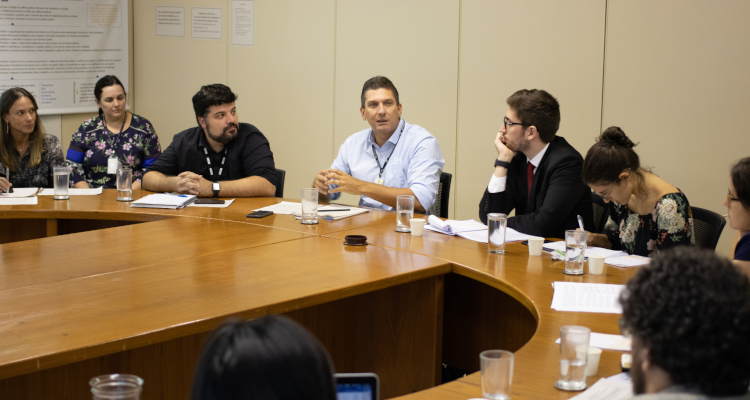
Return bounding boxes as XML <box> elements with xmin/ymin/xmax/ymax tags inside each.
<box><xmin>0</xmin><ymin>0</ymin><xmax>129</xmax><ymax>115</ymax></box>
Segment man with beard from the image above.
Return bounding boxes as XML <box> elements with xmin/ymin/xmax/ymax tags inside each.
<box><xmin>143</xmin><ymin>84</ymin><xmax>276</xmax><ymax>197</ymax></box>
<box><xmin>478</xmin><ymin>89</ymin><xmax>592</xmax><ymax>238</ymax></box>
<box><xmin>619</xmin><ymin>247</ymin><xmax>750</xmax><ymax>400</ymax></box>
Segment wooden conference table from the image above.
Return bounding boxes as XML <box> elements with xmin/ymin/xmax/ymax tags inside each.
<box><xmin>0</xmin><ymin>190</ymin><xmax>638</xmax><ymax>399</ymax></box>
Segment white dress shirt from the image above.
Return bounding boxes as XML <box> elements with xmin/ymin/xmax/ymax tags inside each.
<box><xmin>487</xmin><ymin>143</ymin><xmax>550</xmax><ymax>193</ymax></box>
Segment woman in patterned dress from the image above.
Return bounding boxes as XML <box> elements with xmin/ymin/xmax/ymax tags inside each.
<box><xmin>66</xmin><ymin>76</ymin><xmax>160</xmax><ymax>189</ymax></box>
<box><xmin>581</xmin><ymin>126</ymin><xmax>694</xmax><ymax>257</ymax></box>
<box><xmin>0</xmin><ymin>87</ymin><xmax>65</xmax><ymax>190</ymax></box>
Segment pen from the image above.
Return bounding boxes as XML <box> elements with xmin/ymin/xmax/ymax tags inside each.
<box><xmin>577</xmin><ymin>215</ymin><xmax>584</xmax><ymax>231</ymax></box>
<box><xmin>555</xmin><ymin>250</ymin><xmax>566</xmax><ymax>257</ymax></box>
<box><xmin>319</xmin><ymin>209</ymin><xmax>350</xmax><ymax>212</ymax></box>
<box><xmin>163</xmin><ymin>192</ymin><xmax>188</xmax><ymax>197</ymax></box>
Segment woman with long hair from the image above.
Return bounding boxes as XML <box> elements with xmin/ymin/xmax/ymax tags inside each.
<box><xmin>726</xmin><ymin>157</ymin><xmax>750</xmax><ymax>272</ymax></box>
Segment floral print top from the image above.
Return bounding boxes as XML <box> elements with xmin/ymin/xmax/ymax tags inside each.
<box><xmin>603</xmin><ymin>190</ymin><xmax>695</xmax><ymax>257</ymax></box>
<box><xmin>0</xmin><ymin>134</ymin><xmax>65</xmax><ymax>188</ymax></box>
<box><xmin>66</xmin><ymin>113</ymin><xmax>161</xmax><ymax>188</ymax></box>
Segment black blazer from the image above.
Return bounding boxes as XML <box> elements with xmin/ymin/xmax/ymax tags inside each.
<box><xmin>479</xmin><ymin>136</ymin><xmax>593</xmax><ymax>239</ymax></box>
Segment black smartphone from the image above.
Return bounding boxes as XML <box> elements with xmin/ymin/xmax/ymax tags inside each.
<box><xmin>521</xmin><ymin>239</ymin><xmax>553</xmax><ymax>245</ymax></box>
<box><xmin>194</xmin><ymin>199</ymin><xmax>225</xmax><ymax>204</ymax></box>
<box><xmin>247</xmin><ymin>210</ymin><xmax>273</xmax><ymax>218</ymax></box>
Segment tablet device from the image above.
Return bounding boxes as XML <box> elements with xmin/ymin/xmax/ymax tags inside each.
<box><xmin>335</xmin><ymin>373</ymin><xmax>379</xmax><ymax>400</ymax></box>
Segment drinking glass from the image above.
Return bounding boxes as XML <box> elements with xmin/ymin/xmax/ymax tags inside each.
<box><xmin>301</xmin><ymin>188</ymin><xmax>319</xmax><ymax>225</ymax></box>
<box><xmin>116</xmin><ymin>168</ymin><xmax>133</xmax><ymax>202</ymax></box>
<box><xmin>53</xmin><ymin>166</ymin><xmax>69</xmax><ymax>200</ymax></box>
<box><xmin>90</xmin><ymin>374</ymin><xmax>143</xmax><ymax>400</ymax></box>
<box><xmin>395</xmin><ymin>195</ymin><xmax>414</xmax><ymax>232</ymax></box>
<box><xmin>563</xmin><ymin>230</ymin><xmax>587</xmax><ymax>275</ymax></box>
<box><xmin>554</xmin><ymin>326</ymin><xmax>590</xmax><ymax>391</ymax></box>
<box><xmin>487</xmin><ymin>213</ymin><xmax>507</xmax><ymax>254</ymax></box>
<box><xmin>480</xmin><ymin>350</ymin><xmax>514</xmax><ymax>399</ymax></box>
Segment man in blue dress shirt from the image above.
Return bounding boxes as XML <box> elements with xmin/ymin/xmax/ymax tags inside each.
<box><xmin>313</xmin><ymin>76</ymin><xmax>445</xmax><ymax>214</ymax></box>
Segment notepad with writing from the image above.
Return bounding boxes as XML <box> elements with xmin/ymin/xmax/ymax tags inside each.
<box><xmin>130</xmin><ymin>193</ymin><xmax>197</xmax><ymax>209</ymax></box>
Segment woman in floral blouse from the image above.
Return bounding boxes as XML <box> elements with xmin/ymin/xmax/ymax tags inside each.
<box><xmin>581</xmin><ymin>126</ymin><xmax>694</xmax><ymax>257</ymax></box>
<box><xmin>66</xmin><ymin>75</ymin><xmax>160</xmax><ymax>189</ymax></box>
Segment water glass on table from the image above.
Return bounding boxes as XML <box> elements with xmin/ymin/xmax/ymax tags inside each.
<box><xmin>301</xmin><ymin>188</ymin><xmax>319</xmax><ymax>225</ymax></box>
<box><xmin>53</xmin><ymin>166</ymin><xmax>69</xmax><ymax>200</ymax></box>
<box><xmin>90</xmin><ymin>374</ymin><xmax>143</xmax><ymax>400</ymax></box>
<box><xmin>563</xmin><ymin>230</ymin><xmax>587</xmax><ymax>275</ymax></box>
<box><xmin>555</xmin><ymin>325</ymin><xmax>590</xmax><ymax>391</ymax></box>
<box><xmin>487</xmin><ymin>213</ymin><xmax>507</xmax><ymax>254</ymax></box>
<box><xmin>116</xmin><ymin>168</ymin><xmax>133</xmax><ymax>202</ymax></box>
<box><xmin>480</xmin><ymin>350</ymin><xmax>514</xmax><ymax>399</ymax></box>
<box><xmin>395</xmin><ymin>195</ymin><xmax>414</xmax><ymax>232</ymax></box>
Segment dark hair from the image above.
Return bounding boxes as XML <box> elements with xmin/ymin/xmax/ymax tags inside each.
<box><xmin>0</xmin><ymin>87</ymin><xmax>45</xmax><ymax>172</ymax></box>
<box><xmin>360</xmin><ymin>76</ymin><xmax>399</xmax><ymax>108</ymax></box>
<box><xmin>192</xmin><ymin>84</ymin><xmax>238</xmax><ymax>125</ymax></box>
<box><xmin>730</xmin><ymin>157</ymin><xmax>750</xmax><ymax>209</ymax></box>
<box><xmin>582</xmin><ymin>126</ymin><xmax>650</xmax><ymax>192</ymax></box>
<box><xmin>506</xmin><ymin>89</ymin><xmax>560</xmax><ymax>143</ymax></box>
<box><xmin>619</xmin><ymin>247</ymin><xmax>750</xmax><ymax>396</ymax></box>
<box><xmin>94</xmin><ymin>75</ymin><xmax>126</xmax><ymax>117</ymax></box>
<box><xmin>191</xmin><ymin>315</ymin><xmax>337</xmax><ymax>400</ymax></box>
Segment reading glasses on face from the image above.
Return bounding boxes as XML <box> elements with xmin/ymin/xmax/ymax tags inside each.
<box><xmin>503</xmin><ymin>117</ymin><xmax>529</xmax><ymax>130</ymax></box>
<box><xmin>727</xmin><ymin>191</ymin><xmax>740</xmax><ymax>204</ymax></box>
<box><xmin>595</xmin><ymin>179</ymin><xmax>619</xmax><ymax>201</ymax></box>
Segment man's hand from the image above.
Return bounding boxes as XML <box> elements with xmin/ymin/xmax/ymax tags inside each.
<box><xmin>326</xmin><ymin>169</ymin><xmax>365</xmax><ymax>196</ymax></box>
<box><xmin>177</xmin><ymin>171</ymin><xmax>212</xmax><ymax>197</ymax></box>
<box><xmin>313</xmin><ymin>169</ymin><xmax>331</xmax><ymax>195</ymax></box>
<box><xmin>494</xmin><ymin>131</ymin><xmax>516</xmax><ymax>162</ymax></box>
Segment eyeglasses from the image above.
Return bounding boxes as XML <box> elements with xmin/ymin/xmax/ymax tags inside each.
<box><xmin>727</xmin><ymin>191</ymin><xmax>740</xmax><ymax>204</ymax></box>
<box><xmin>595</xmin><ymin>179</ymin><xmax>619</xmax><ymax>201</ymax></box>
<box><xmin>503</xmin><ymin>117</ymin><xmax>529</xmax><ymax>130</ymax></box>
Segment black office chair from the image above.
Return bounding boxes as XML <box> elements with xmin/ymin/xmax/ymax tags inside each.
<box><xmin>435</xmin><ymin>172</ymin><xmax>452</xmax><ymax>219</ymax></box>
<box><xmin>690</xmin><ymin>206</ymin><xmax>726</xmax><ymax>251</ymax></box>
<box><xmin>274</xmin><ymin>168</ymin><xmax>286</xmax><ymax>198</ymax></box>
<box><xmin>591</xmin><ymin>192</ymin><xmax>610</xmax><ymax>233</ymax></box>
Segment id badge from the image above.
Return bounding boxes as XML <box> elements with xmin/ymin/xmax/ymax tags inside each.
<box><xmin>107</xmin><ymin>157</ymin><xmax>119</xmax><ymax>174</ymax></box>
<box><xmin>374</xmin><ymin>178</ymin><xmax>384</xmax><ymax>185</ymax></box>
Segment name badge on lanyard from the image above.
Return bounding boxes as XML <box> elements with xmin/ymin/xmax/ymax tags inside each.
<box><xmin>107</xmin><ymin>156</ymin><xmax>120</xmax><ymax>174</ymax></box>
<box><xmin>372</xmin><ymin>121</ymin><xmax>404</xmax><ymax>187</ymax></box>
<box><xmin>374</xmin><ymin>178</ymin><xmax>384</xmax><ymax>185</ymax></box>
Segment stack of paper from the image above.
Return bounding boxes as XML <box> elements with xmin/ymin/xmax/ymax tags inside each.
<box><xmin>424</xmin><ymin>215</ymin><xmax>537</xmax><ymax>244</ymax></box>
<box><xmin>542</xmin><ymin>241</ymin><xmax>627</xmax><ymax>260</ymax></box>
<box><xmin>555</xmin><ymin>332</ymin><xmax>631</xmax><ymax>351</ymax></box>
<box><xmin>566</xmin><ymin>377</ymin><xmax>633</xmax><ymax>400</ymax></box>
<box><xmin>39</xmin><ymin>187</ymin><xmax>103</xmax><ymax>196</ymax></box>
<box><xmin>605</xmin><ymin>255</ymin><xmax>650</xmax><ymax>268</ymax></box>
<box><xmin>0</xmin><ymin>187</ymin><xmax>40</xmax><ymax>205</ymax></box>
<box><xmin>130</xmin><ymin>193</ymin><xmax>197</xmax><ymax>209</ymax></box>
<box><xmin>252</xmin><ymin>201</ymin><xmax>369</xmax><ymax>220</ymax></box>
<box><xmin>550</xmin><ymin>281</ymin><xmax>625</xmax><ymax>314</ymax></box>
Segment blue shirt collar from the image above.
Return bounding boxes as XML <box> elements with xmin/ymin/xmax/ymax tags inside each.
<box><xmin>367</xmin><ymin>119</ymin><xmax>405</xmax><ymax>149</ymax></box>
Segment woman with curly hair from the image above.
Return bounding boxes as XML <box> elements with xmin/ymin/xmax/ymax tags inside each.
<box><xmin>581</xmin><ymin>126</ymin><xmax>694</xmax><ymax>257</ymax></box>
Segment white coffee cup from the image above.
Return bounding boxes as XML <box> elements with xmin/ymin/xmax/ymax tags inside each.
<box><xmin>588</xmin><ymin>255</ymin><xmax>605</xmax><ymax>275</ymax></box>
<box><xmin>585</xmin><ymin>347</ymin><xmax>602</xmax><ymax>376</ymax></box>
<box><xmin>528</xmin><ymin>237</ymin><xmax>545</xmax><ymax>256</ymax></box>
<box><xmin>410</xmin><ymin>218</ymin><xmax>426</xmax><ymax>236</ymax></box>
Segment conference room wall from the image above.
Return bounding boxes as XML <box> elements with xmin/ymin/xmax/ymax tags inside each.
<box><xmin>601</xmin><ymin>0</ymin><xmax>750</xmax><ymax>257</ymax></box>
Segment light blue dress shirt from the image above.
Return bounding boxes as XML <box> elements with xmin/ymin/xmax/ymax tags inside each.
<box><xmin>329</xmin><ymin>119</ymin><xmax>445</xmax><ymax>214</ymax></box>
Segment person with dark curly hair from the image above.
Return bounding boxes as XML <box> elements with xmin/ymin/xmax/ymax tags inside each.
<box><xmin>619</xmin><ymin>247</ymin><xmax>750</xmax><ymax>399</ymax></box>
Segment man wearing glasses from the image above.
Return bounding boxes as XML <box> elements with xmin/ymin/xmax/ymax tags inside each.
<box><xmin>478</xmin><ymin>89</ymin><xmax>592</xmax><ymax>238</ymax></box>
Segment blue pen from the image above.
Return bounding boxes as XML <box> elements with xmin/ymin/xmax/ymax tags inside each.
<box><xmin>164</xmin><ymin>192</ymin><xmax>188</xmax><ymax>197</ymax></box>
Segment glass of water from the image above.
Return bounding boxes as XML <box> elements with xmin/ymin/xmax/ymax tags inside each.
<box><xmin>90</xmin><ymin>374</ymin><xmax>143</xmax><ymax>400</ymax></box>
<box><xmin>301</xmin><ymin>188</ymin><xmax>319</xmax><ymax>225</ymax></box>
<box><xmin>53</xmin><ymin>166</ymin><xmax>69</xmax><ymax>200</ymax></box>
<box><xmin>487</xmin><ymin>213</ymin><xmax>507</xmax><ymax>254</ymax></box>
<box><xmin>554</xmin><ymin>325</ymin><xmax>590</xmax><ymax>391</ymax></box>
<box><xmin>563</xmin><ymin>230</ymin><xmax>587</xmax><ymax>275</ymax></box>
<box><xmin>480</xmin><ymin>350</ymin><xmax>514</xmax><ymax>399</ymax></box>
<box><xmin>116</xmin><ymin>168</ymin><xmax>133</xmax><ymax>202</ymax></box>
<box><xmin>395</xmin><ymin>195</ymin><xmax>414</xmax><ymax>232</ymax></box>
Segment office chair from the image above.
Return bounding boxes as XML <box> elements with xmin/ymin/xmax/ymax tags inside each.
<box><xmin>690</xmin><ymin>206</ymin><xmax>726</xmax><ymax>251</ymax></box>
<box><xmin>435</xmin><ymin>172</ymin><xmax>452</xmax><ymax>219</ymax></box>
<box><xmin>274</xmin><ymin>169</ymin><xmax>286</xmax><ymax>198</ymax></box>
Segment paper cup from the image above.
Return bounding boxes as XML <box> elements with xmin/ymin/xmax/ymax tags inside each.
<box><xmin>528</xmin><ymin>237</ymin><xmax>544</xmax><ymax>256</ymax></box>
<box><xmin>585</xmin><ymin>347</ymin><xmax>602</xmax><ymax>376</ymax></box>
<box><xmin>410</xmin><ymin>218</ymin><xmax>426</xmax><ymax>236</ymax></box>
<box><xmin>588</xmin><ymin>255</ymin><xmax>605</xmax><ymax>275</ymax></box>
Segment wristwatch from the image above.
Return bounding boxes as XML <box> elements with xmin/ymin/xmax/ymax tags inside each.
<box><xmin>494</xmin><ymin>159</ymin><xmax>511</xmax><ymax>169</ymax></box>
<box><xmin>212</xmin><ymin>182</ymin><xmax>220</xmax><ymax>198</ymax></box>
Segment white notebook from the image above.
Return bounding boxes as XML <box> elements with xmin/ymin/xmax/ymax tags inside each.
<box><xmin>130</xmin><ymin>193</ymin><xmax>197</xmax><ymax>209</ymax></box>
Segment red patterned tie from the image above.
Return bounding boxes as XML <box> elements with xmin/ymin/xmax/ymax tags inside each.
<box><xmin>527</xmin><ymin>162</ymin><xmax>534</xmax><ymax>202</ymax></box>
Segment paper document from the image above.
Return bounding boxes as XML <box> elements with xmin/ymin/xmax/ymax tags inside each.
<box><xmin>0</xmin><ymin>196</ymin><xmax>38</xmax><ymax>205</ymax></box>
<box><xmin>555</xmin><ymin>332</ymin><xmax>631</xmax><ymax>351</ymax></box>
<box><xmin>188</xmin><ymin>199</ymin><xmax>235</xmax><ymax>208</ymax></box>
<box><xmin>605</xmin><ymin>255</ymin><xmax>650</xmax><ymax>268</ymax></box>
<box><xmin>551</xmin><ymin>282</ymin><xmax>625</xmax><ymax>314</ymax></box>
<box><xmin>252</xmin><ymin>201</ymin><xmax>303</xmax><ymax>215</ymax></box>
<box><xmin>39</xmin><ymin>187</ymin><xmax>103</xmax><ymax>196</ymax></box>
<box><xmin>566</xmin><ymin>378</ymin><xmax>632</xmax><ymax>400</ymax></box>
<box><xmin>253</xmin><ymin>201</ymin><xmax>369</xmax><ymax>220</ymax></box>
<box><xmin>426</xmin><ymin>215</ymin><xmax>487</xmax><ymax>234</ymax></box>
<box><xmin>543</xmin><ymin>241</ymin><xmax>627</xmax><ymax>259</ymax></box>
<box><xmin>0</xmin><ymin>187</ymin><xmax>40</xmax><ymax>197</ymax></box>
<box><xmin>130</xmin><ymin>193</ymin><xmax>197</xmax><ymax>209</ymax></box>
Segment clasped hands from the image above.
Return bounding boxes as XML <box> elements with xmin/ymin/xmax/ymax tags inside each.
<box><xmin>176</xmin><ymin>171</ymin><xmax>212</xmax><ymax>197</ymax></box>
<box><xmin>314</xmin><ymin>169</ymin><xmax>364</xmax><ymax>196</ymax></box>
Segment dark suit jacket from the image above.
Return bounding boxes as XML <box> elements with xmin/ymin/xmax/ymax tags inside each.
<box><xmin>479</xmin><ymin>136</ymin><xmax>593</xmax><ymax>239</ymax></box>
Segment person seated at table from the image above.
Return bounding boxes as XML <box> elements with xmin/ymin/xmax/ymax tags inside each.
<box><xmin>581</xmin><ymin>127</ymin><xmax>694</xmax><ymax>257</ymax></box>
<box><xmin>313</xmin><ymin>76</ymin><xmax>445</xmax><ymax>214</ymax></box>
<box><xmin>66</xmin><ymin>75</ymin><xmax>161</xmax><ymax>190</ymax></box>
<box><xmin>143</xmin><ymin>84</ymin><xmax>276</xmax><ymax>198</ymax></box>
<box><xmin>478</xmin><ymin>89</ymin><xmax>593</xmax><ymax>238</ymax></box>
<box><xmin>190</xmin><ymin>315</ymin><xmax>337</xmax><ymax>400</ymax></box>
<box><xmin>619</xmin><ymin>247</ymin><xmax>750</xmax><ymax>400</ymax></box>
<box><xmin>0</xmin><ymin>87</ymin><xmax>64</xmax><ymax>190</ymax></box>
<box><xmin>726</xmin><ymin>157</ymin><xmax>750</xmax><ymax>274</ymax></box>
